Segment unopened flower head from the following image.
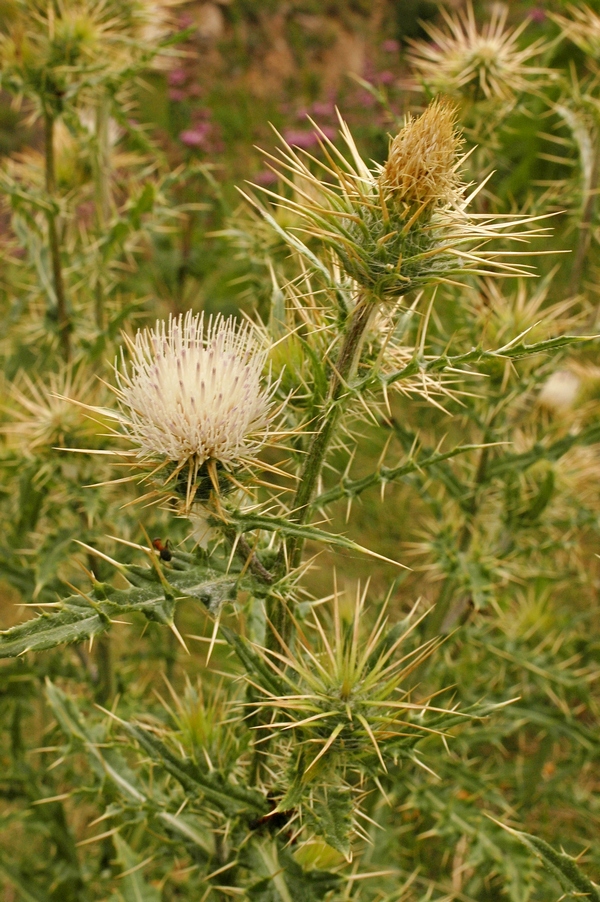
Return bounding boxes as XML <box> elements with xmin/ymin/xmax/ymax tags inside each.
<box><xmin>407</xmin><ymin>2</ymin><xmax>550</xmax><ymax>103</ymax></box>
<box><xmin>252</xmin><ymin>99</ymin><xmax>547</xmax><ymax>301</ymax></box>
<box><xmin>113</xmin><ymin>312</ymin><xmax>276</xmax><ymax>501</ymax></box>
<box><xmin>0</xmin><ymin>0</ymin><xmax>181</xmax><ymax>112</ymax></box>
<box><xmin>380</xmin><ymin>98</ymin><xmax>462</xmax><ymax>209</ymax></box>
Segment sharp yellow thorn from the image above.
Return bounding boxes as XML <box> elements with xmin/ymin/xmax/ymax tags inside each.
<box><xmin>170</xmin><ymin>620</ymin><xmax>190</xmax><ymax>655</ymax></box>
<box><xmin>206</xmin><ymin>616</ymin><xmax>221</xmax><ymax>666</ymax></box>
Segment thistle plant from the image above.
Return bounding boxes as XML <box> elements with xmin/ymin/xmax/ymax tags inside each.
<box><xmin>1</xmin><ymin>3</ymin><xmax>600</xmax><ymax>901</ymax></box>
<box><xmin>550</xmin><ymin>3</ymin><xmax>600</xmax><ymax>62</ymax></box>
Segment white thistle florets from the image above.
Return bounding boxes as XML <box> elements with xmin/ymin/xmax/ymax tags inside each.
<box><xmin>114</xmin><ymin>311</ymin><xmax>275</xmax><ymax>480</ymax></box>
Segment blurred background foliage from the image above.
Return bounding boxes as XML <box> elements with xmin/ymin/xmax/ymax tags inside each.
<box><xmin>1</xmin><ymin>0</ymin><xmax>600</xmax><ymax>901</ymax></box>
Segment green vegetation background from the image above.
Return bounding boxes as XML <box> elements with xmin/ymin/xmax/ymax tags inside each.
<box><xmin>1</xmin><ymin>1</ymin><xmax>600</xmax><ymax>901</ymax></box>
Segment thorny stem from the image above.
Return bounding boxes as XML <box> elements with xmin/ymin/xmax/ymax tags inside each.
<box><xmin>571</xmin><ymin>144</ymin><xmax>599</xmax><ymax>296</ymax></box>
<box><xmin>289</xmin><ymin>297</ymin><xmax>374</xmax><ymax>551</ymax></box>
<box><xmin>93</xmin><ymin>98</ymin><xmax>112</xmax><ymax>331</ymax></box>
<box><xmin>95</xmin><ymin>635</ymin><xmax>114</xmax><ymax>704</ymax></box>
<box><xmin>267</xmin><ymin>295</ymin><xmax>375</xmax><ymax>646</ymax></box>
<box><xmin>87</xmin><ymin>553</ymin><xmax>114</xmax><ymax>703</ymax></box>
<box><xmin>44</xmin><ymin>110</ymin><xmax>71</xmax><ymax>362</ymax></box>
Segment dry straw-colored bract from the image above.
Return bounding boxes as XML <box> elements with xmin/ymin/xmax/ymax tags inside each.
<box><xmin>381</xmin><ymin>99</ymin><xmax>463</xmax><ymax>209</ymax></box>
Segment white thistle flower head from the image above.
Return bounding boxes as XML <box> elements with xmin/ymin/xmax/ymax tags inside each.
<box><xmin>113</xmin><ymin>312</ymin><xmax>276</xmax><ymax>505</ymax></box>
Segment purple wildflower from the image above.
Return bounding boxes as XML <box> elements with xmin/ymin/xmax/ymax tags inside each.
<box><xmin>528</xmin><ymin>7</ymin><xmax>546</xmax><ymax>23</ymax></box>
<box><xmin>179</xmin><ymin>124</ymin><xmax>211</xmax><ymax>148</ymax></box>
<box><xmin>168</xmin><ymin>68</ymin><xmax>187</xmax><ymax>87</ymax></box>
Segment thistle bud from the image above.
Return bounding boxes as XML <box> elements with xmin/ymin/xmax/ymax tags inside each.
<box><xmin>380</xmin><ymin>99</ymin><xmax>462</xmax><ymax>211</ymax></box>
<box><xmin>257</xmin><ymin>100</ymin><xmax>544</xmax><ymax>303</ymax></box>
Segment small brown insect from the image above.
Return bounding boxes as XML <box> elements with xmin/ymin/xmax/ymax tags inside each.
<box><xmin>152</xmin><ymin>537</ymin><xmax>173</xmax><ymax>562</ymax></box>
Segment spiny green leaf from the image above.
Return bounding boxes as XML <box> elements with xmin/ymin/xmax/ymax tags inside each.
<box><xmin>122</xmin><ymin>721</ymin><xmax>267</xmax><ymax>818</ymax></box>
<box><xmin>500</xmin><ymin>824</ymin><xmax>600</xmax><ymax>902</ymax></box>
<box><xmin>157</xmin><ymin>812</ymin><xmax>214</xmax><ymax>858</ymax></box>
<box><xmin>0</xmin><ymin>560</ymin><xmax>237</xmax><ymax>659</ymax></box>
<box><xmin>228</xmin><ymin>512</ymin><xmax>405</xmax><ymax>568</ymax></box>
<box><xmin>247</xmin><ymin>842</ymin><xmax>341</xmax><ymax>902</ymax></box>
<box><xmin>312</xmin><ymin>441</ymin><xmax>479</xmax><ymax>508</ymax></box>
<box><xmin>384</xmin><ymin>334</ymin><xmax>599</xmax><ymax>386</ymax></box>
<box><xmin>0</xmin><ymin>607</ymin><xmax>110</xmax><ymax>658</ymax></box>
<box><xmin>113</xmin><ymin>834</ymin><xmax>161</xmax><ymax>902</ymax></box>
<box><xmin>279</xmin><ymin>849</ymin><xmax>342</xmax><ymax>902</ymax></box>
<box><xmin>45</xmin><ymin>681</ymin><xmax>147</xmax><ymax>804</ymax></box>
<box><xmin>305</xmin><ymin>789</ymin><xmax>353</xmax><ymax>860</ymax></box>
<box><xmin>487</xmin><ymin>422</ymin><xmax>600</xmax><ymax>478</ymax></box>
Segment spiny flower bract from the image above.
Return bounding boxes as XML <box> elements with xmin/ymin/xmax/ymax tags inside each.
<box><xmin>113</xmin><ymin>311</ymin><xmax>276</xmax><ymax>500</ymax></box>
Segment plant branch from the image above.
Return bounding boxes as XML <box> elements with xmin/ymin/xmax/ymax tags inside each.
<box><xmin>92</xmin><ymin>98</ymin><xmax>112</xmax><ymax>331</ymax></box>
<box><xmin>44</xmin><ymin>109</ymin><xmax>71</xmax><ymax>362</ymax></box>
<box><xmin>311</xmin><ymin>442</ymin><xmax>481</xmax><ymax>508</ymax></box>
<box><xmin>383</xmin><ymin>334</ymin><xmax>599</xmax><ymax>387</ymax></box>
<box><xmin>264</xmin><ymin>295</ymin><xmax>375</xmax><ymax>647</ymax></box>
<box><xmin>423</xmin><ymin>439</ymin><xmax>491</xmax><ymax>643</ymax></box>
<box><xmin>287</xmin><ymin>297</ymin><xmax>374</xmax><ymax>561</ymax></box>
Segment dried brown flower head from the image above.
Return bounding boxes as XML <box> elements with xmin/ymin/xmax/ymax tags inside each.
<box><xmin>381</xmin><ymin>98</ymin><xmax>463</xmax><ymax>209</ymax></box>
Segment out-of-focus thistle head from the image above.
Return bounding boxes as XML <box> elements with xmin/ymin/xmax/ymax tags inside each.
<box><xmin>0</xmin><ymin>0</ymin><xmax>181</xmax><ymax>113</ymax></box>
<box><xmin>252</xmin><ymin>98</ymin><xmax>547</xmax><ymax>302</ymax></box>
<box><xmin>550</xmin><ymin>4</ymin><xmax>600</xmax><ymax>60</ymax></box>
<box><xmin>98</xmin><ymin>312</ymin><xmax>279</xmax><ymax>509</ymax></box>
<box><xmin>2</xmin><ymin>368</ymin><xmax>98</xmax><ymax>454</ymax></box>
<box><xmin>0</xmin><ymin>1</ymin><xmax>110</xmax><ymax>111</ymax></box>
<box><xmin>104</xmin><ymin>0</ymin><xmax>181</xmax><ymax>45</ymax></box>
<box><xmin>407</xmin><ymin>2</ymin><xmax>550</xmax><ymax>103</ymax></box>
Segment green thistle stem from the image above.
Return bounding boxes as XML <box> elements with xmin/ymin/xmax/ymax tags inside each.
<box><xmin>44</xmin><ymin>110</ymin><xmax>71</xmax><ymax>362</ymax></box>
<box><xmin>571</xmin><ymin>143</ymin><xmax>599</xmax><ymax>295</ymax></box>
<box><xmin>267</xmin><ymin>295</ymin><xmax>375</xmax><ymax>647</ymax></box>
<box><xmin>291</xmin><ymin>297</ymin><xmax>374</xmax><ymax>530</ymax></box>
<box><xmin>87</xmin><ymin>553</ymin><xmax>114</xmax><ymax>702</ymax></box>
<box><xmin>95</xmin><ymin>635</ymin><xmax>114</xmax><ymax>704</ymax></box>
<box><xmin>93</xmin><ymin>98</ymin><xmax>112</xmax><ymax>331</ymax></box>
